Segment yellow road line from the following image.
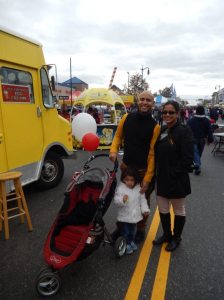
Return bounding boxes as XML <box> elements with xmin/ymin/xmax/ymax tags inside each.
<box><xmin>151</xmin><ymin>210</ymin><xmax>174</xmax><ymax>300</ymax></box>
<box><xmin>125</xmin><ymin>209</ymin><xmax>160</xmax><ymax>300</ymax></box>
<box><xmin>150</xmin><ymin>244</ymin><xmax>171</xmax><ymax>300</ymax></box>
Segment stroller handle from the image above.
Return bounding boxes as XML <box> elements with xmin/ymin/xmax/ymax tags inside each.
<box><xmin>83</xmin><ymin>154</ymin><xmax>118</xmax><ymax>173</ymax></box>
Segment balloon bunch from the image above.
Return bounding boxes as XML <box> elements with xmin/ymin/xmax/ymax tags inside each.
<box><xmin>72</xmin><ymin>113</ymin><xmax>100</xmax><ymax>151</ymax></box>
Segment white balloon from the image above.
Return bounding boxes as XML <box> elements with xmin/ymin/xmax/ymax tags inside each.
<box><xmin>72</xmin><ymin>112</ymin><xmax>97</xmax><ymax>142</ymax></box>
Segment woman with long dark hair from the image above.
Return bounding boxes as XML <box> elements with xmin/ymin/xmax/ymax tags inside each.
<box><xmin>153</xmin><ymin>101</ymin><xmax>194</xmax><ymax>251</ymax></box>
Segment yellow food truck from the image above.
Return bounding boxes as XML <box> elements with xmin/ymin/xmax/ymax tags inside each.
<box><xmin>70</xmin><ymin>88</ymin><xmax>127</xmax><ymax>149</ymax></box>
<box><xmin>0</xmin><ymin>26</ymin><xmax>74</xmax><ymax>189</ymax></box>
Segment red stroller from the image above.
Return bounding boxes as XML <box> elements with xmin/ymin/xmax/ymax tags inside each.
<box><xmin>36</xmin><ymin>154</ymin><xmax>127</xmax><ymax>297</ymax></box>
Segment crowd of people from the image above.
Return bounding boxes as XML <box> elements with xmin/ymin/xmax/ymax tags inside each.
<box><xmin>109</xmin><ymin>91</ymin><xmax>220</xmax><ymax>254</ymax></box>
<box><xmin>152</xmin><ymin>105</ymin><xmax>224</xmax><ymax>126</ymax></box>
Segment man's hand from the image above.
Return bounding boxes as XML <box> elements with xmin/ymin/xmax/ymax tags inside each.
<box><xmin>109</xmin><ymin>152</ymin><xmax>117</xmax><ymax>162</ymax></box>
<box><xmin>140</xmin><ymin>181</ymin><xmax>149</xmax><ymax>194</ymax></box>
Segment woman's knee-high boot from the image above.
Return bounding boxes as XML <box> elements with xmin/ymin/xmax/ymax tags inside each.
<box><xmin>153</xmin><ymin>213</ymin><xmax>172</xmax><ymax>245</ymax></box>
<box><xmin>165</xmin><ymin>215</ymin><xmax>186</xmax><ymax>252</ymax></box>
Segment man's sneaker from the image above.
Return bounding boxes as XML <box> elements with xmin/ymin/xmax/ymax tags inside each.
<box><xmin>126</xmin><ymin>244</ymin><xmax>133</xmax><ymax>254</ymax></box>
<box><xmin>194</xmin><ymin>169</ymin><xmax>201</xmax><ymax>175</ymax></box>
<box><xmin>130</xmin><ymin>241</ymin><xmax>138</xmax><ymax>251</ymax></box>
<box><xmin>194</xmin><ymin>164</ymin><xmax>200</xmax><ymax>170</ymax></box>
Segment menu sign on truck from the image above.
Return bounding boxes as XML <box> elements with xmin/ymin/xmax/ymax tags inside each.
<box><xmin>2</xmin><ymin>84</ymin><xmax>31</xmax><ymax>103</ymax></box>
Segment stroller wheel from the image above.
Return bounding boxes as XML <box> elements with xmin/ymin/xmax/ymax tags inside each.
<box><xmin>36</xmin><ymin>269</ymin><xmax>61</xmax><ymax>297</ymax></box>
<box><xmin>114</xmin><ymin>236</ymin><xmax>127</xmax><ymax>258</ymax></box>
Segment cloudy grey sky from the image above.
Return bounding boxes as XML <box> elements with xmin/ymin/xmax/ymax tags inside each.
<box><xmin>1</xmin><ymin>0</ymin><xmax>224</xmax><ymax>100</ymax></box>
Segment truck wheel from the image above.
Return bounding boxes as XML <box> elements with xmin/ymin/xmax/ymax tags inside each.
<box><xmin>37</xmin><ymin>152</ymin><xmax>64</xmax><ymax>190</ymax></box>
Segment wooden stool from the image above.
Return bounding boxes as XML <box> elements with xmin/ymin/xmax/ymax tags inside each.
<box><xmin>0</xmin><ymin>171</ymin><xmax>33</xmax><ymax>239</ymax></box>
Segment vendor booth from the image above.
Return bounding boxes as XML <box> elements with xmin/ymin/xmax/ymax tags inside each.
<box><xmin>70</xmin><ymin>88</ymin><xmax>127</xmax><ymax>149</ymax></box>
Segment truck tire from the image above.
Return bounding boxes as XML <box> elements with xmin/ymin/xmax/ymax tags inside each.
<box><xmin>37</xmin><ymin>152</ymin><xmax>64</xmax><ymax>190</ymax></box>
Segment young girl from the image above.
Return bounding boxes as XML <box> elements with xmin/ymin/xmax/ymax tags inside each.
<box><xmin>114</xmin><ymin>167</ymin><xmax>150</xmax><ymax>254</ymax></box>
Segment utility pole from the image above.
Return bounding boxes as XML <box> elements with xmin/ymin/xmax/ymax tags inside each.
<box><xmin>140</xmin><ymin>65</ymin><xmax>150</xmax><ymax>90</ymax></box>
<box><xmin>70</xmin><ymin>57</ymin><xmax>73</xmax><ymax>108</ymax></box>
<box><xmin>127</xmin><ymin>72</ymin><xmax>130</xmax><ymax>94</ymax></box>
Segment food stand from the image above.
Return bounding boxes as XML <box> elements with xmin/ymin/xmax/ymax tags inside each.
<box><xmin>120</xmin><ymin>94</ymin><xmax>134</xmax><ymax>110</ymax></box>
<box><xmin>70</xmin><ymin>88</ymin><xmax>127</xmax><ymax>149</ymax></box>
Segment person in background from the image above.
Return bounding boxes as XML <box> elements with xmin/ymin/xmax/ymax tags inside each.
<box><xmin>114</xmin><ymin>167</ymin><xmax>150</xmax><ymax>254</ymax></box>
<box><xmin>153</xmin><ymin>106</ymin><xmax>159</xmax><ymax>122</ymax></box>
<box><xmin>188</xmin><ymin>108</ymin><xmax>193</xmax><ymax>119</ymax></box>
<box><xmin>158</xmin><ymin>108</ymin><xmax>163</xmax><ymax>126</ymax></box>
<box><xmin>180</xmin><ymin>108</ymin><xmax>186</xmax><ymax>124</ymax></box>
<box><xmin>209</xmin><ymin>107</ymin><xmax>219</xmax><ymax>123</ymax></box>
<box><xmin>187</xmin><ymin>106</ymin><xmax>213</xmax><ymax>175</ymax></box>
<box><xmin>87</xmin><ymin>106</ymin><xmax>100</xmax><ymax>124</ymax></box>
<box><xmin>109</xmin><ymin>90</ymin><xmax>160</xmax><ymax>242</ymax></box>
<box><xmin>219</xmin><ymin>108</ymin><xmax>224</xmax><ymax>120</ymax></box>
<box><xmin>153</xmin><ymin>100</ymin><xmax>194</xmax><ymax>252</ymax></box>
<box><xmin>185</xmin><ymin>108</ymin><xmax>189</xmax><ymax>121</ymax></box>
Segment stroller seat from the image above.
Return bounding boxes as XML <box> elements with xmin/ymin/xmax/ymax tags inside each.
<box><xmin>52</xmin><ymin>181</ymin><xmax>103</xmax><ymax>256</ymax></box>
<box><xmin>55</xmin><ymin>225</ymin><xmax>88</xmax><ymax>255</ymax></box>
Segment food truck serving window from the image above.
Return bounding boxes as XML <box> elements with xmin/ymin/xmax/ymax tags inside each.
<box><xmin>0</xmin><ymin>67</ymin><xmax>34</xmax><ymax>103</ymax></box>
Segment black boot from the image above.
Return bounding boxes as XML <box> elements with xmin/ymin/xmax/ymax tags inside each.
<box><xmin>165</xmin><ymin>215</ymin><xmax>186</xmax><ymax>252</ymax></box>
<box><xmin>153</xmin><ymin>213</ymin><xmax>172</xmax><ymax>246</ymax></box>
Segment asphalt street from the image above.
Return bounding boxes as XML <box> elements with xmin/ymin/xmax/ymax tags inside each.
<box><xmin>0</xmin><ymin>145</ymin><xmax>224</xmax><ymax>300</ymax></box>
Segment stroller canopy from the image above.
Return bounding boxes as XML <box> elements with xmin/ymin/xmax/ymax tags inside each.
<box><xmin>77</xmin><ymin>168</ymin><xmax>108</xmax><ymax>185</ymax></box>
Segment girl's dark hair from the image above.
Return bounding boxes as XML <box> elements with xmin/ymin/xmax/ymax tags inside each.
<box><xmin>163</xmin><ymin>100</ymin><xmax>180</xmax><ymax>113</ymax></box>
<box><xmin>120</xmin><ymin>166</ymin><xmax>139</xmax><ymax>185</ymax></box>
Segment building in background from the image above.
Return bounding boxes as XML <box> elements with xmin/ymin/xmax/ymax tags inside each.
<box><xmin>55</xmin><ymin>76</ymin><xmax>88</xmax><ymax>107</ymax></box>
<box><xmin>110</xmin><ymin>84</ymin><xmax>124</xmax><ymax>95</ymax></box>
<box><xmin>55</xmin><ymin>76</ymin><xmax>88</xmax><ymax>119</ymax></box>
<box><xmin>218</xmin><ymin>88</ymin><xmax>224</xmax><ymax>103</ymax></box>
<box><xmin>61</xmin><ymin>77</ymin><xmax>88</xmax><ymax>92</ymax></box>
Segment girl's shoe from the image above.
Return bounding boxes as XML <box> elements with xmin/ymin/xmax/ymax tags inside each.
<box><xmin>130</xmin><ymin>241</ymin><xmax>138</xmax><ymax>251</ymax></box>
<box><xmin>126</xmin><ymin>244</ymin><xmax>133</xmax><ymax>254</ymax></box>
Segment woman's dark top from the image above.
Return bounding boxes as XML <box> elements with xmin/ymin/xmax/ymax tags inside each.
<box><xmin>156</xmin><ymin>121</ymin><xmax>194</xmax><ymax>199</ymax></box>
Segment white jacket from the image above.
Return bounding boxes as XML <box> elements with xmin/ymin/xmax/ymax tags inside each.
<box><xmin>114</xmin><ymin>182</ymin><xmax>150</xmax><ymax>223</ymax></box>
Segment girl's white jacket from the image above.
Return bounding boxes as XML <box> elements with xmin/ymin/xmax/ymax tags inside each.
<box><xmin>114</xmin><ymin>182</ymin><xmax>150</xmax><ymax>223</ymax></box>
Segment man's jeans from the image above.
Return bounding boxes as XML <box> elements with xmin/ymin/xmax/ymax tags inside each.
<box><xmin>194</xmin><ymin>138</ymin><xmax>205</xmax><ymax>170</ymax></box>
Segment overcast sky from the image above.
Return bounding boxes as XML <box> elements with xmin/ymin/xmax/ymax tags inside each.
<box><xmin>1</xmin><ymin>0</ymin><xmax>224</xmax><ymax>100</ymax></box>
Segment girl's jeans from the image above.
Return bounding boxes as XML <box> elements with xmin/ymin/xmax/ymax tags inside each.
<box><xmin>120</xmin><ymin>222</ymin><xmax>137</xmax><ymax>244</ymax></box>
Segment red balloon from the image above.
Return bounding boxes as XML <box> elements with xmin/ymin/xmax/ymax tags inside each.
<box><xmin>82</xmin><ymin>132</ymin><xmax>100</xmax><ymax>151</ymax></box>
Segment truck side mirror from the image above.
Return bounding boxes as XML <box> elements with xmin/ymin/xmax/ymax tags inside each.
<box><xmin>51</xmin><ymin>75</ymin><xmax>56</xmax><ymax>91</ymax></box>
